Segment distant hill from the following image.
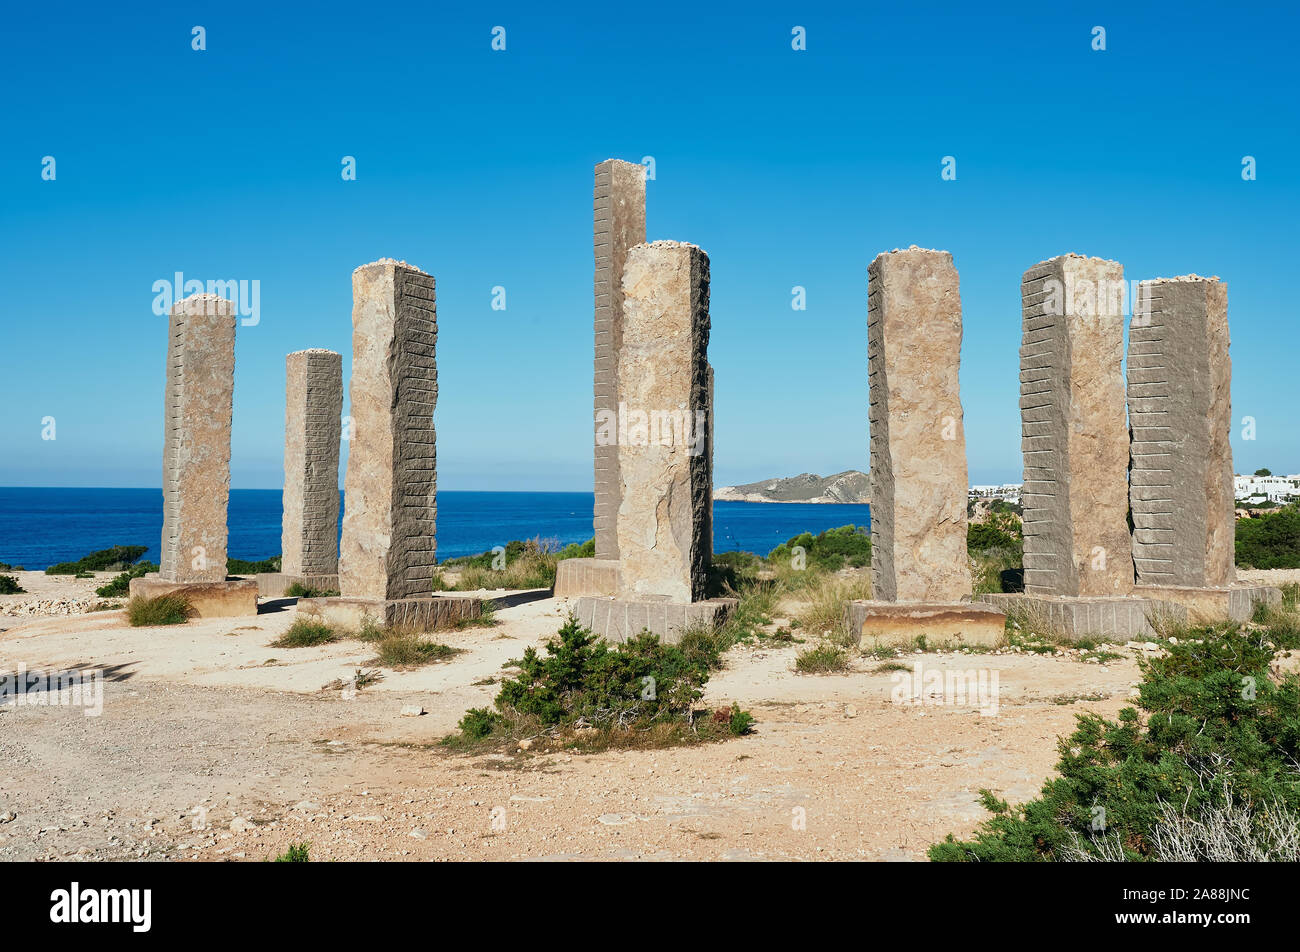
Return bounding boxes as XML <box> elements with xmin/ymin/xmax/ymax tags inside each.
<box><xmin>714</xmin><ymin>471</ymin><xmax>869</xmax><ymax>504</ymax></box>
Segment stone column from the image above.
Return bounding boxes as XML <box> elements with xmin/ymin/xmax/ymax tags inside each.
<box><xmin>1129</xmin><ymin>276</ymin><xmax>1234</xmax><ymax>587</ymax></box>
<box><xmin>160</xmin><ymin>294</ymin><xmax>236</xmax><ymax>583</ymax></box>
<box><xmin>616</xmin><ymin>241</ymin><xmax>711</xmax><ymax>603</ymax></box>
<box><xmin>281</xmin><ymin>349</ymin><xmax>343</xmax><ymax>578</ymax></box>
<box><xmin>593</xmin><ymin>159</ymin><xmax>647</xmax><ymax>561</ymax></box>
<box><xmin>867</xmin><ymin>247</ymin><xmax>970</xmax><ymax>602</ymax></box>
<box><xmin>1020</xmin><ymin>254</ymin><xmax>1134</xmax><ymax>597</ymax></box>
<box><xmin>338</xmin><ymin>260</ymin><xmax>437</xmax><ymax>601</ymax></box>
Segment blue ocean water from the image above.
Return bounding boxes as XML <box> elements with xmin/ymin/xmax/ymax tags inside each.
<box><xmin>0</xmin><ymin>487</ymin><xmax>869</xmax><ymax>570</ymax></box>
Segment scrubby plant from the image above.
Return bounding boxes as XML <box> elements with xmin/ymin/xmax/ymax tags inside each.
<box><xmin>443</xmin><ymin>537</ymin><xmax>564</xmax><ymax>590</ymax></box>
<box><xmin>768</xmin><ymin>525</ymin><xmax>871</xmax><ymax>572</ymax></box>
<box><xmin>444</xmin><ymin>615</ymin><xmax>752</xmax><ymax>751</ymax></box>
<box><xmin>45</xmin><ymin>545</ymin><xmax>150</xmax><ymax>575</ymax></box>
<box><xmin>126</xmin><ymin>593</ymin><xmax>193</xmax><ymax>626</ymax></box>
<box><xmin>1235</xmin><ymin>505</ymin><xmax>1300</xmax><ymax>568</ymax></box>
<box><xmin>795</xmin><ymin>643</ymin><xmax>851</xmax><ymax>674</ymax></box>
<box><xmin>227</xmin><ymin>555</ymin><xmax>281</xmax><ymax>574</ymax></box>
<box><xmin>369</xmin><ymin>630</ymin><xmax>459</xmax><ymax>668</ymax></box>
<box><xmin>271</xmin><ymin>619</ymin><xmax>339</xmax><ymax>648</ymax></box>
<box><xmin>273</xmin><ymin>842</ymin><xmax>311</xmax><ymax>862</ymax></box>
<box><xmin>94</xmin><ymin>560</ymin><xmax>157</xmax><ymax>597</ymax></box>
<box><xmin>930</xmin><ymin>622</ymin><xmax>1300</xmax><ymax>861</ymax></box>
<box><xmin>0</xmin><ymin>575</ymin><xmax>25</xmax><ymax>594</ymax></box>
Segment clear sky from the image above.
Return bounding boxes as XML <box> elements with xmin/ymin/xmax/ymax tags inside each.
<box><xmin>2</xmin><ymin>1</ymin><xmax>1296</xmax><ymax>491</ymax></box>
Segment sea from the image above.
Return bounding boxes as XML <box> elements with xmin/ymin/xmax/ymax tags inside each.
<box><xmin>0</xmin><ymin>488</ymin><xmax>870</xmax><ymax>571</ymax></box>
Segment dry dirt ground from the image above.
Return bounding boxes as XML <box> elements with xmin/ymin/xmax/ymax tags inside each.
<box><xmin>1</xmin><ymin>576</ymin><xmax>1161</xmax><ymax>862</ymax></box>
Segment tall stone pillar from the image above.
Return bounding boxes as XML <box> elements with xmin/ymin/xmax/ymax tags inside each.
<box><xmin>1129</xmin><ymin>276</ymin><xmax>1234</xmax><ymax>588</ymax></box>
<box><xmin>281</xmin><ymin>349</ymin><xmax>343</xmax><ymax>578</ymax></box>
<box><xmin>1020</xmin><ymin>254</ymin><xmax>1134</xmax><ymax>597</ymax></box>
<box><xmin>338</xmin><ymin>260</ymin><xmax>437</xmax><ymax>601</ymax></box>
<box><xmin>160</xmin><ymin>293</ymin><xmax>236</xmax><ymax>583</ymax></box>
<box><xmin>593</xmin><ymin>159</ymin><xmax>647</xmax><ymax>561</ymax></box>
<box><xmin>616</xmin><ymin>241</ymin><xmax>711</xmax><ymax>603</ymax></box>
<box><xmin>867</xmin><ymin>247</ymin><xmax>970</xmax><ymax>602</ymax></box>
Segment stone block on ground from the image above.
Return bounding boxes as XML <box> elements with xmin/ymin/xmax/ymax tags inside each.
<box><xmin>1132</xmin><ymin>584</ymin><xmax>1279</xmax><ymax>624</ymax></box>
<box><xmin>253</xmin><ymin>573</ymin><xmax>340</xmax><ymax>599</ymax></box>
<box><xmin>128</xmin><ymin>575</ymin><xmax>258</xmax><ymax>619</ymax></box>
<box><xmin>297</xmin><ymin>595</ymin><xmax>483</xmax><ymax>632</ymax></box>
<box><xmin>977</xmin><ymin>592</ymin><xmax>1179</xmax><ymax>640</ymax></box>
<box><xmin>553</xmin><ymin>558</ymin><xmax>621</xmax><ymax>598</ymax></box>
<box><xmin>574</xmin><ymin>596</ymin><xmax>737</xmax><ymax>644</ymax></box>
<box><xmin>844</xmin><ymin>601</ymin><xmax>1005</xmax><ymax>649</ymax></box>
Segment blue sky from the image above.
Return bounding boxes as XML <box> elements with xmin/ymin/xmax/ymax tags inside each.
<box><xmin>2</xmin><ymin>1</ymin><xmax>1297</xmax><ymax>491</ymax></box>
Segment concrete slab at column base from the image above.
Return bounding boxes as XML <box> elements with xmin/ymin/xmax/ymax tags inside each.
<box><xmin>553</xmin><ymin>558</ymin><xmax>620</xmax><ymax>598</ymax></box>
<box><xmin>845</xmin><ymin>601</ymin><xmax>1006</xmax><ymax>649</ymax></box>
<box><xmin>253</xmin><ymin>572</ymin><xmax>340</xmax><ymax>599</ymax></box>
<box><xmin>128</xmin><ymin>576</ymin><xmax>260</xmax><ymax>618</ymax></box>
<box><xmin>1132</xmin><ymin>584</ymin><xmax>1280</xmax><ymax>624</ymax></box>
<box><xmin>574</xmin><ymin>596</ymin><xmax>738</xmax><ymax>644</ymax></box>
<box><xmin>296</xmin><ymin>595</ymin><xmax>483</xmax><ymax>632</ymax></box>
<box><xmin>977</xmin><ymin>593</ymin><xmax>1177</xmax><ymax>640</ymax></box>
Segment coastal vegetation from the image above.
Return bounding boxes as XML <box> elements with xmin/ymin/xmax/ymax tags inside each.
<box><xmin>45</xmin><ymin>544</ymin><xmax>149</xmax><ymax>575</ymax></box>
<box><xmin>126</xmin><ymin>593</ymin><xmax>193</xmax><ymax>626</ymax></box>
<box><xmin>930</xmin><ymin>604</ymin><xmax>1300</xmax><ymax>861</ymax></box>
<box><xmin>442</xmin><ymin>614</ymin><xmax>753</xmax><ymax>754</ymax></box>
<box><xmin>0</xmin><ymin>574</ymin><xmax>25</xmax><ymax>594</ymax></box>
<box><xmin>434</xmin><ymin>537</ymin><xmax>592</xmax><ymax>591</ymax></box>
<box><xmin>1235</xmin><ymin>505</ymin><xmax>1300</xmax><ymax>569</ymax></box>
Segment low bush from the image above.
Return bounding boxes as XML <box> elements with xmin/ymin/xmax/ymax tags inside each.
<box><xmin>94</xmin><ymin>561</ymin><xmax>158</xmax><ymax>597</ymax></box>
<box><xmin>273</xmin><ymin>842</ymin><xmax>311</xmax><ymax>862</ymax></box>
<box><xmin>45</xmin><ymin>544</ymin><xmax>150</xmax><ymax>575</ymax></box>
<box><xmin>795</xmin><ymin>643</ymin><xmax>851</xmax><ymax>674</ymax></box>
<box><xmin>930</xmin><ymin>622</ymin><xmax>1300</xmax><ymax>861</ymax></box>
<box><xmin>369</xmin><ymin>631</ymin><xmax>459</xmax><ymax>668</ymax></box>
<box><xmin>0</xmin><ymin>575</ymin><xmax>25</xmax><ymax>594</ymax></box>
<box><xmin>768</xmin><ymin>525</ymin><xmax>871</xmax><ymax>572</ymax></box>
<box><xmin>444</xmin><ymin>615</ymin><xmax>752</xmax><ymax>751</ymax></box>
<box><xmin>284</xmin><ymin>582</ymin><xmax>340</xmax><ymax>598</ymax></box>
<box><xmin>271</xmin><ymin>619</ymin><xmax>339</xmax><ymax>648</ymax></box>
<box><xmin>1235</xmin><ymin>505</ymin><xmax>1300</xmax><ymax>568</ymax></box>
<box><xmin>126</xmin><ymin>593</ymin><xmax>193</xmax><ymax>626</ymax></box>
<box><xmin>227</xmin><ymin>555</ymin><xmax>281</xmax><ymax>574</ymax></box>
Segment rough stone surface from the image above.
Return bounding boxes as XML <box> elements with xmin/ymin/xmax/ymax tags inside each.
<box><xmin>616</xmin><ymin>241</ymin><xmax>712</xmax><ymax>603</ymax></box>
<box><xmin>593</xmin><ymin>160</ymin><xmax>647</xmax><ymax>562</ymax></box>
<box><xmin>298</xmin><ymin>595</ymin><xmax>481</xmax><ymax>631</ymax></box>
<box><xmin>1132</xmin><ymin>584</ymin><xmax>1279</xmax><ymax>624</ymax></box>
<box><xmin>1020</xmin><ymin>255</ymin><xmax>1134</xmax><ymax>597</ymax></box>
<box><xmin>553</xmin><ymin>558</ymin><xmax>621</xmax><ymax>598</ymax></box>
<box><xmin>282</xmin><ymin>349</ymin><xmax>343</xmax><ymax>578</ymax></box>
<box><xmin>844</xmin><ymin>601</ymin><xmax>1005</xmax><ymax>649</ymax></box>
<box><xmin>1129</xmin><ymin>277</ymin><xmax>1235</xmax><ymax>588</ymax></box>
<box><xmin>978</xmin><ymin>593</ymin><xmax>1170</xmax><ymax>639</ymax></box>
<box><xmin>338</xmin><ymin>260</ymin><xmax>438</xmax><ymax>601</ymax></box>
<box><xmin>159</xmin><ymin>294</ymin><xmax>236</xmax><ymax>583</ymax></box>
<box><xmin>128</xmin><ymin>576</ymin><xmax>258</xmax><ymax>618</ymax></box>
<box><xmin>574</xmin><ymin>596</ymin><xmax>737</xmax><ymax>644</ymax></box>
<box><xmin>867</xmin><ymin>247</ymin><xmax>970</xmax><ymax>602</ymax></box>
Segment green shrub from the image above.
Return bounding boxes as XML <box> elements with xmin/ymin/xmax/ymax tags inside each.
<box><xmin>1235</xmin><ymin>506</ymin><xmax>1300</xmax><ymax>568</ymax></box>
<box><xmin>795</xmin><ymin>643</ymin><xmax>851</xmax><ymax>674</ymax></box>
<box><xmin>370</xmin><ymin>632</ymin><xmax>458</xmax><ymax>668</ymax></box>
<box><xmin>126</xmin><ymin>593</ymin><xmax>193</xmax><ymax>626</ymax></box>
<box><xmin>45</xmin><ymin>544</ymin><xmax>150</xmax><ymax>575</ymax></box>
<box><xmin>273</xmin><ymin>842</ymin><xmax>311</xmax><ymax>862</ymax></box>
<box><xmin>458</xmin><ymin>707</ymin><xmax>503</xmax><ymax>740</ymax></box>
<box><xmin>726</xmin><ymin>705</ymin><xmax>755</xmax><ymax>736</ymax></box>
<box><xmin>227</xmin><ymin>555</ymin><xmax>281</xmax><ymax>574</ymax></box>
<box><xmin>930</xmin><ymin>623</ymin><xmax>1300</xmax><ymax>861</ymax></box>
<box><xmin>94</xmin><ymin>560</ymin><xmax>157</xmax><ymax>597</ymax></box>
<box><xmin>0</xmin><ymin>575</ymin><xmax>25</xmax><ymax>595</ymax></box>
<box><xmin>271</xmin><ymin>619</ymin><xmax>339</xmax><ymax>648</ymax></box>
<box><xmin>768</xmin><ymin>525</ymin><xmax>871</xmax><ymax>571</ymax></box>
<box><xmin>557</xmin><ymin>538</ymin><xmax>595</xmax><ymax>560</ymax></box>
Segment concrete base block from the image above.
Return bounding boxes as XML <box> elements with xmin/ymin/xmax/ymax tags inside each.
<box><xmin>574</xmin><ymin>596</ymin><xmax>738</xmax><ymax>644</ymax></box>
<box><xmin>977</xmin><ymin>593</ymin><xmax>1178</xmax><ymax>640</ymax></box>
<box><xmin>1133</xmin><ymin>585</ymin><xmax>1281</xmax><ymax>624</ymax></box>
<box><xmin>253</xmin><ymin>572</ymin><xmax>340</xmax><ymax>599</ymax></box>
<box><xmin>128</xmin><ymin>575</ymin><xmax>259</xmax><ymax>618</ymax></box>
<box><xmin>296</xmin><ymin>595</ymin><xmax>483</xmax><ymax>632</ymax></box>
<box><xmin>553</xmin><ymin>558</ymin><xmax>620</xmax><ymax>598</ymax></box>
<box><xmin>845</xmin><ymin>601</ymin><xmax>1006</xmax><ymax>649</ymax></box>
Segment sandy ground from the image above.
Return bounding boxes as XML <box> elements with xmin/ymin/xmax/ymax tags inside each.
<box><xmin>0</xmin><ymin>577</ymin><xmax>1167</xmax><ymax>862</ymax></box>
